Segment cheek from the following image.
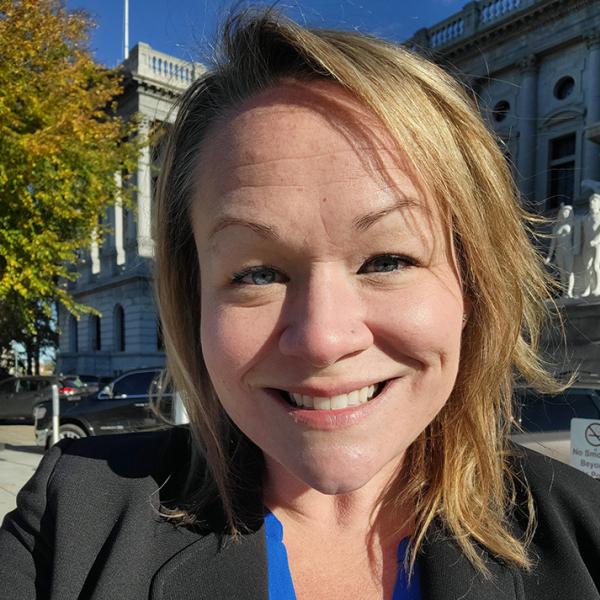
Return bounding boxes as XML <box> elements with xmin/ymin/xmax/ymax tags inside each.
<box><xmin>368</xmin><ymin>282</ymin><xmax>464</xmax><ymax>361</ymax></box>
<box><xmin>200</xmin><ymin>294</ymin><xmax>281</xmax><ymax>389</ymax></box>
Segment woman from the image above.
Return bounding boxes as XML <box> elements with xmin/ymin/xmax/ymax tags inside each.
<box><xmin>1</xmin><ymin>9</ymin><xmax>599</xmax><ymax>600</ymax></box>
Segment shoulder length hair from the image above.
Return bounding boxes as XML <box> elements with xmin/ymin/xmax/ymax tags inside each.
<box><xmin>154</xmin><ymin>8</ymin><xmax>558</xmax><ymax>574</ymax></box>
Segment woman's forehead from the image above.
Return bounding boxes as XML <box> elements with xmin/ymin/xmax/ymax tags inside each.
<box><xmin>195</xmin><ymin>81</ymin><xmax>430</xmax><ymax>208</ymax></box>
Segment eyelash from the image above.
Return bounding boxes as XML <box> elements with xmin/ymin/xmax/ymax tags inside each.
<box><xmin>230</xmin><ymin>254</ymin><xmax>417</xmax><ymax>286</ymax></box>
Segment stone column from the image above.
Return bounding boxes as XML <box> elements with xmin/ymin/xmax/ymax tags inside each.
<box><xmin>516</xmin><ymin>54</ymin><xmax>538</xmax><ymax>206</ymax></box>
<box><xmin>90</xmin><ymin>230</ymin><xmax>100</xmax><ymax>275</ymax></box>
<box><xmin>136</xmin><ymin>118</ymin><xmax>154</xmax><ymax>258</ymax></box>
<box><xmin>100</xmin><ymin>204</ymin><xmax>116</xmax><ymax>274</ymax></box>
<box><xmin>114</xmin><ymin>172</ymin><xmax>126</xmax><ymax>266</ymax></box>
<box><xmin>583</xmin><ymin>30</ymin><xmax>600</xmax><ymax>184</ymax></box>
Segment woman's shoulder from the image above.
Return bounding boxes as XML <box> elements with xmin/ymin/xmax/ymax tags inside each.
<box><xmin>511</xmin><ymin>443</ymin><xmax>600</xmax><ymax>505</ymax></box>
<box><xmin>37</xmin><ymin>426</ymin><xmax>196</xmax><ymax>514</ymax></box>
<box><xmin>53</xmin><ymin>426</ymin><xmax>192</xmax><ymax>470</ymax></box>
<box><xmin>509</xmin><ymin>442</ymin><xmax>600</xmax><ymax>596</ymax></box>
<box><xmin>510</xmin><ymin>444</ymin><xmax>600</xmax><ymax>552</ymax></box>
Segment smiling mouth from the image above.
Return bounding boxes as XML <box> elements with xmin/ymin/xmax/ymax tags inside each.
<box><xmin>276</xmin><ymin>381</ymin><xmax>386</xmax><ymax>410</ymax></box>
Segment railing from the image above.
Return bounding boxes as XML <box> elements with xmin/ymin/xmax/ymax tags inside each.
<box><xmin>430</xmin><ymin>18</ymin><xmax>465</xmax><ymax>48</ymax></box>
<box><xmin>122</xmin><ymin>42</ymin><xmax>205</xmax><ymax>90</ymax></box>
<box><xmin>480</xmin><ymin>0</ymin><xmax>523</xmax><ymax>25</ymax></box>
<box><xmin>409</xmin><ymin>0</ymin><xmax>538</xmax><ymax>51</ymax></box>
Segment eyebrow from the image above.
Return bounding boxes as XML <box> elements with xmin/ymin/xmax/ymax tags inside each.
<box><xmin>208</xmin><ymin>216</ymin><xmax>281</xmax><ymax>242</ymax></box>
<box><xmin>353</xmin><ymin>197</ymin><xmax>422</xmax><ymax>232</ymax></box>
<box><xmin>208</xmin><ymin>197</ymin><xmax>422</xmax><ymax>241</ymax></box>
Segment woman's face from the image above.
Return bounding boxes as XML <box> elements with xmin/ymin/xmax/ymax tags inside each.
<box><xmin>192</xmin><ymin>82</ymin><xmax>466</xmax><ymax>495</ymax></box>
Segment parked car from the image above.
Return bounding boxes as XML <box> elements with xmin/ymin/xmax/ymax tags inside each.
<box><xmin>0</xmin><ymin>375</ymin><xmax>87</xmax><ymax>423</ymax></box>
<box><xmin>511</xmin><ymin>383</ymin><xmax>600</xmax><ymax>463</ymax></box>
<box><xmin>33</xmin><ymin>368</ymin><xmax>173</xmax><ymax>447</ymax></box>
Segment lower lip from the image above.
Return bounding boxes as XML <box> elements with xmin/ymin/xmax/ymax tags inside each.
<box><xmin>266</xmin><ymin>379</ymin><xmax>396</xmax><ymax>430</ymax></box>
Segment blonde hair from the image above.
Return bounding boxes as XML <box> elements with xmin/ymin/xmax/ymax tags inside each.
<box><xmin>154</xmin><ymin>8</ymin><xmax>559</xmax><ymax>574</ymax></box>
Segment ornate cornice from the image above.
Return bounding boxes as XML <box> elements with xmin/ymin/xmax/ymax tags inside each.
<box><xmin>432</xmin><ymin>0</ymin><xmax>597</xmax><ymax>62</ymax></box>
<box><xmin>518</xmin><ymin>54</ymin><xmax>538</xmax><ymax>73</ymax></box>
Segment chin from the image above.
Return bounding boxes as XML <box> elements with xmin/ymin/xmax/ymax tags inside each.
<box><xmin>288</xmin><ymin>451</ymin><xmax>398</xmax><ymax>496</ymax></box>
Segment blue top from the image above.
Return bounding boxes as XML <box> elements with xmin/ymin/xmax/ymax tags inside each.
<box><xmin>264</xmin><ymin>510</ymin><xmax>421</xmax><ymax>600</ymax></box>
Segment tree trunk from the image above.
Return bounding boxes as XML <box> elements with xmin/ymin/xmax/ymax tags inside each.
<box><xmin>24</xmin><ymin>337</ymin><xmax>33</xmax><ymax>375</ymax></box>
<box><xmin>34</xmin><ymin>343</ymin><xmax>40</xmax><ymax>375</ymax></box>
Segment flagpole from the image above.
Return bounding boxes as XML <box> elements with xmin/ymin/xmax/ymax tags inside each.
<box><xmin>123</xmin><ymin>0</ymin><xmax>129</xmax><ymax>60</ymax></box>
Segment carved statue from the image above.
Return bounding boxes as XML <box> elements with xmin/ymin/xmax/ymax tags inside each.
<box><xmin>545</xmin><ymin>203</ymin><xmax>575</xmax><ymax>297</ymax></box>
<box><xmin>581</xmin><ymin>193</ymin><xmax>600</xmax><ymax>296</ymax></box>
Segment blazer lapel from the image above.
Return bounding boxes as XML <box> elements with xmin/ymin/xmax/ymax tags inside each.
<box><xmin>149</xmin><ymin>524</ymin><xmax>268</xmax><ymax>600</ymax></box>
<box><xmin>418</xmin><ymin>523</ymin><xmax>524</xmax><ymax>600</ymax></box>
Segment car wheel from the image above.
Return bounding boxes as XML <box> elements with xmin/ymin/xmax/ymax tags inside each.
<box><xmin>58</xmin><ymin>423</ymin><xmax>87</xmax><ymax>441</ymax></box>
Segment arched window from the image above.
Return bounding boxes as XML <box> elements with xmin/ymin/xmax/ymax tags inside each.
<box><xmin>89</xmin><ymin>314</ymin><xmax>101</xmax><ymax>351</ymax></box>
<box><xmin>114</xmin><ymin>305</ymin><xmax>125</xmax><ymax>352</ymax></box>
<box><xmin>68</xmin><ymin>314</ymin><xmax>78</xmax><ymax>353</ymax></box>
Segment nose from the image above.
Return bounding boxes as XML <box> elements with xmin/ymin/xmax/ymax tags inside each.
<box><xmin>278</xmin><ymin>269</ymin><xmax>373</xmax><ymax>368</ymax></box>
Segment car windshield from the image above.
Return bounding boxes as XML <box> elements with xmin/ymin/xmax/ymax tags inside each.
<box><xmin>112</xmin><ymin>371</ymin><xmax>160</xmax><ymax>397</ymax></box>
<box><xmin>515</xmin><ymin>388</ymin><xmax>600</xmax><ymax>432</ymax></box>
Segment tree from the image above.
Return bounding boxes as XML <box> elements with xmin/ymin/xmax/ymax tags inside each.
<box><xmin>0</xmin><ymin>0</ymin><xmax>139</xmax><ymax>371</ymax></box>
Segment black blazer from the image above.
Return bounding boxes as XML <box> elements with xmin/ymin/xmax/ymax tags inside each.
<box><xmin>1</xmin><ymin>427</ymin><xmax>599</xmax><ymax>600</ymax></box>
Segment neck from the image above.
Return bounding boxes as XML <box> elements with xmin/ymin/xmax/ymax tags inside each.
<box><xmin>262</xmin><ymin>455</ymin><xmax>412</xmax><ymax>546</ymax></box>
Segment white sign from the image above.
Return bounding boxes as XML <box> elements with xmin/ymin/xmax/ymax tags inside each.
<box><xmin>570</xmin><ymin>418</ymin><xmax>600</xmax><ymax>478</ymax></box>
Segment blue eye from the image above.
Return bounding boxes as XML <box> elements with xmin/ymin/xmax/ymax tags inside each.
<box><xmin>358</xmin><ymin>254</ymin><xmax>415</xmax><ymax>274</ymax></box>
<box><xmin>232</xmin><ymin>266</ymin><xmax>287</xmax><ymax>285</ymax></box>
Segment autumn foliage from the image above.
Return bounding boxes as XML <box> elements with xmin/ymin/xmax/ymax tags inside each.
<box><xmin>0</xmin><ymin>0</ymin><xmax>138</xmax><ymax>368</ymax></box>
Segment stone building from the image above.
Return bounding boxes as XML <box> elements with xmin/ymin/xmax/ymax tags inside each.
<box><xmin>56</xmin><ymin>43</ymin><xmax>203</xmax><ymax>376</ymax></box>
<box><xmin>58</xmin><ymin>0</ymin><xmax>600</xmax><ymax>376</ymax></box>
<box><xmin>406</xmin><ymin>0</ymin><xmax>600</xmax><ymax>375</ymax></box>
<box><xmin>408</xmin><ymin>0</ymin><xmax>600</xmax><ymax>210</ymax></box>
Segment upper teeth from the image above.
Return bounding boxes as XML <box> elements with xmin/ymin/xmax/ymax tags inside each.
<box><xmin>289</xmin><ymin>384</ymin><xmax>378</xmax><ymax>410</ymax></box>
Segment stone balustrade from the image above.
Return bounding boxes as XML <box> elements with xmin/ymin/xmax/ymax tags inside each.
<box><xmin>409</xmin><ymin>0</ymin><xmax>538</xmax><ymax>51</ymax></box>
<box><xmin>122</xmin><ymin>42</ymin><xmax>204</xmax><ymax>90</ymax></box>
<box><xmin>430</xmin><ymin>17</ymin><xmax>465</xmax><ymax>48</ymax></box>
<box><xmin>480</xmin><ymin>0</ymin><xmax>523</xmax><ymax>25</ymax></box>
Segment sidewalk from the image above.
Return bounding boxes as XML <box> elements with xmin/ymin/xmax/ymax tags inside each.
<box><xmin>0</xmin><ymin>425</ymin><xmax>44</xmax><ymax>522</ymax></box>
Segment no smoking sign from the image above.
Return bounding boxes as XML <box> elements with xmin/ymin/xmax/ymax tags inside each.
<box><xmin>571</xmin><ymin>418</ymin><xmax>600</xmax><ymax>478</ymax></box>
<box><xmin>584</xmin><ymin>422</ymin><xmax>600</xmax><ymax>447</ymax></box>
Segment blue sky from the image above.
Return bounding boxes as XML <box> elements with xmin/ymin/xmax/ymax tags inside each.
<box><xmin>65</xmin><ymin>0</ymin><xmax>465</xmax><ymax>67</ymax></box>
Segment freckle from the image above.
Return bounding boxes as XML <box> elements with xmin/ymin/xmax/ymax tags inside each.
<box><xmin>322</xmin><ymin>197</ymin><xmax>327</xmax><ymax>203</ymax></box>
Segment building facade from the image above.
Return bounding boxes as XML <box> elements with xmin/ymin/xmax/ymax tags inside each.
<box><xmin>406</xmin><ymin>0</ymin><xmax>600</xmax><ymax>375</ymax></box>
<box><xmin>56</xmin><ymin>44</ymin><xmax>203</xmax><ymax>376</ymax></box>
<box><xmin>408</xmin><ymin>0</ymin><xmax>600</xmax><ymax>211</ymax></box>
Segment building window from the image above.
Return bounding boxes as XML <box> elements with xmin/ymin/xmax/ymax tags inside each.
<box><xmin>554</xmin><ymin>76</ymin><xmax>575</xmax><ymax>101</ymax></box>
<box><xmin>547</xmin><ymin>133</ymin><xmax>576</xmax><ymax>209</ymax></box>
<box><xmin>114</xmin><ymin>304</ymin><xmax>125</xmax><ymax>352</ymax></box>
<box><xmin>90</xmin><ymin>314</ymin><xmax>101</xmax><ymax>351</ymax></box>
<box><xmin>492</xmin><ymin>100</ymin><xmax>510</xmax><ymax>122</ymax></box>
<box><xmin>69</xmin><ymin>315</ymin><xmax>78</xmax><ymax>353</ymax></box>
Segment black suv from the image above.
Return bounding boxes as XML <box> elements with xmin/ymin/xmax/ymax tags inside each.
<box><xmin>0</xmin><ymin>375</ymin><xmax>86</xmax><ymax>423</ymax></box>
<box><xmin>33</xmin><ymin>368</ymin><xmax>173</xmax><ymax>447</ymax></box>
